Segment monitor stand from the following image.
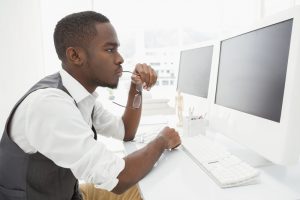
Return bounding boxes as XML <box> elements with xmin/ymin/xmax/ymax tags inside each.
<box><xmin>205</xmin><ymin>129</ymin><xmax>273</xmax><ymax>167</ymax></box>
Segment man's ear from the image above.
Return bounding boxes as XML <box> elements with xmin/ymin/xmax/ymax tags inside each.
<box><xmin>65</xmin><ymin>47</ymin><xmax>86</xmax><ymax>66</ymax></box>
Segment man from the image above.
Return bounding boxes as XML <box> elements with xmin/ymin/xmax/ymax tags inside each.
<box><xmin>0</xmin><ymin>11</ymin><xmax>181</xmax><ymax>200</ymax></box>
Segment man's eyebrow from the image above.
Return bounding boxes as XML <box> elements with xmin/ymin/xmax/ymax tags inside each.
<box><xmin>104</xmin><ymin>42</ymin><xmax>119</xmax><ymax>47</ymax></box>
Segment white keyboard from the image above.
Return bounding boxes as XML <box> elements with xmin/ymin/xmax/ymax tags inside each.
<box><xmin>182</xmin><ymin>135</ymin><xmax>260</xmax><ymax>188</ymax></box>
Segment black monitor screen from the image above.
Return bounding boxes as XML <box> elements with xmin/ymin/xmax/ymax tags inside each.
<box><xmin>215</xmin><ymin>19</ymin><xmax>293</xmax><ymax>122</ymax></box>
<box><xmin>177</xmin><ymin>46</ymin><xmax>213</xmax><ymax>98</ymax></box>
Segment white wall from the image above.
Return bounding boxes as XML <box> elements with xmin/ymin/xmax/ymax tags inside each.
<box><xmin>0</xmin><ymin>0</ymin><xmax>45</xmax><ymax>134</ymax></box>
<box><xmin>0</xmin><ymin>0</ymin><xmax>93</xmax><ymax>136</ymax></box>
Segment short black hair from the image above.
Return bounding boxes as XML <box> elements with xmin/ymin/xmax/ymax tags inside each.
<box><xmin>54</xmin><ymin>11</ymin><xmax>110</xmax><ymax>61</ymax></box>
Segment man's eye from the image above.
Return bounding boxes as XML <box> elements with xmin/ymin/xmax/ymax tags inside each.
<box><xmin>106</xmin><ymin>48</ymin><xmax>116</xmax><ymax>53</ymax></box>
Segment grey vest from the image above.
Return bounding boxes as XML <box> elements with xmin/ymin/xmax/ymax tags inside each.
<box><xmin>0</xmin><ymin>72</ymin><xmax>96</xmax><ymax>200</ymax></box>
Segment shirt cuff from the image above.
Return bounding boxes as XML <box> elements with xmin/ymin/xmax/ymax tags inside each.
<box><xmin>94</xmin><ymin>157</ymin><xmax>125</xmax><ymax>191</ymax></box>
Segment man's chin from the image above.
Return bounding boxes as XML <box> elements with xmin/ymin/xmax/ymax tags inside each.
<box><xmin>97</xmin><ymin>80</ymin><xmax>118</xmax><ymax>89</ymax></box>
<box><xmin>100</xmin><ymin>83</ymin><xmax>118</xmax><ymax>89</ymax></box>
<box><xmin>108</xmin><ymin>85</ymin><xmax>117</xmax><ymax>89</ymax></box>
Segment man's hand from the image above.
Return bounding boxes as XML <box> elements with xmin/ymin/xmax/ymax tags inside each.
<box><xmin>156</xmin><ymin>127</ymin><xmax>181</xmax><ymax>149</ymax></box>
<box><xmin>113</xmin><ymin>126</ymin><xmax>181</xmax><ymax>194</ymax></box>
<box><xmin>131</xmin><ymin>63</ymin><xmax>157</xmax><ymax>91</ymax></box>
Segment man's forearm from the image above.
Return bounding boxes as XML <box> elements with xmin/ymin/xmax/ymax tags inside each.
<box><xmin>122</xmin><ymin>82</ymin><xmax>142</xmax><ymax>141</ymax></box>
<box><xmin>112</xmin><ymin>136</ymin><xmax>167</xmax><ymax>194</ymax></box>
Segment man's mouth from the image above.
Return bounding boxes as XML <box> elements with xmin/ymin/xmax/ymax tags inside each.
<box><xmin>116</xmin><ymin>71</ymin><xmax>122</xmax><ymax>77</ymax></box>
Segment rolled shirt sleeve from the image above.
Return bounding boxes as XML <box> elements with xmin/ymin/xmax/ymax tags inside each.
<box><xmin>21</xmin><ymin>89</ymin><xmax>125</xmax><ymax>191</ymax></box>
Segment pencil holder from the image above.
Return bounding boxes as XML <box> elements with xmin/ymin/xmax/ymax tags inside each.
<box><xmin>183</xmin><ymin>117</ymin><xmax>208</xmax><ymax>137</ymax></box>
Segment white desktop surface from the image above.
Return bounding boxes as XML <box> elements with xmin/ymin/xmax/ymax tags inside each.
<box><xmin>123</xmin><ymin>115</ymin><xmax>300</xmax><ymax>200</ymax></box>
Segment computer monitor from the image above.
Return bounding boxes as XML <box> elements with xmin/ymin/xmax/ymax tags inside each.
<box><xmin>208</xmin><ymin>6</ymin><xmax>300</xmax><ymax>165</ymax></box>
<box><xmin>177</xmin><ymin>42</ymin><xmax>217</xmax><ymax>115</ymax></box>
<box><xmin>177</xmin><ymin>44</ymin><xmax>213</xmax><ymax>98</ymax></box>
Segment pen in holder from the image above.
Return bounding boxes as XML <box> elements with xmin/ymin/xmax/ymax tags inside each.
<box><xmin>183</xmin><ymin>115</ymin><xmax>208</xmax><ymax>137</ymax></box>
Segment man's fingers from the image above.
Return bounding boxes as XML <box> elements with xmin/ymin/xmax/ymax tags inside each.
<box><xmin>133</xmin><ymin>63</ymin><xmax>157</xmax><ymax>90</ymax></box>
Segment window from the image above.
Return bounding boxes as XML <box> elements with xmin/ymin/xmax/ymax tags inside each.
<box><xmin>92</xmin><ymin>0</ymin><xmax>262</xmax><ymax>100</ymax></box>
<box><xmin>40</xmin><ymin>0</ymin><xmax>280</xmax><ymax>102</ymax></box>
<box><xmin>162</xmin><ymin>80</ymin><xmax>169</xmax><ymax>86</ymax></box>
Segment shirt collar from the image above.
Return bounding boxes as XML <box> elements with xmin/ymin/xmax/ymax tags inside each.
<box><xmin>59</xmin><ymin>69</ymin><xmax>98</xmax><ymax>103</ymax></box>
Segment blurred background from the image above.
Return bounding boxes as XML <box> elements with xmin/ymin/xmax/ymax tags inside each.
<box><xmin>1</xmin><ymin>0</ymin><xmax>300</xmax><ymax>134</ymax></box>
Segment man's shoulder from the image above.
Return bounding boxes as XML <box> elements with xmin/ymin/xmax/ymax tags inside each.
<box><xmin>25</xmin><ymin>88</ymin><xmax>73</xmax><ymax>107</ymax></box>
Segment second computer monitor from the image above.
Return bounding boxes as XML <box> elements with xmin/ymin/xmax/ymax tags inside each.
<box><xmin>177</xmin><ymin>45</ymin><xmax>214</xmax><ymax>98</ymax></box>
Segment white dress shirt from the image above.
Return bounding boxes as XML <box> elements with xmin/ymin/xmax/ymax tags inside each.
<box><xmin>10</xmin><ymin>69</ymin><xmax>125</xmax><ymax>191</ymax></box>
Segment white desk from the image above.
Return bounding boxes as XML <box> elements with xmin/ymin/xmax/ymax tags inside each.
<box><xmin>123</xmin><ymin>116</ymin><xmax>300</xmax><ymax>200</ymax></box>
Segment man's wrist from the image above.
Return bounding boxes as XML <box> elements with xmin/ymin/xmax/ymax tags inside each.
<box><xmin>155</xmin><ymin>135</ymin><xmax>169</xmax><ymax>150</ymax></box>
<box><xmin>129</xmin><ymin>82</ymin><xmax>142</xmax><ymax>98</ymax></box>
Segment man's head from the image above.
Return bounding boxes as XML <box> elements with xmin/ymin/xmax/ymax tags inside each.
<box><xmin>54</xmin><ymin>11</ymin><xmax>109</xmax><ymax>62</ymax></box>
<box><xmin>54</xmin><ymin>11</ymin><xmax>124</xmax><ymax>92</ymax></box>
